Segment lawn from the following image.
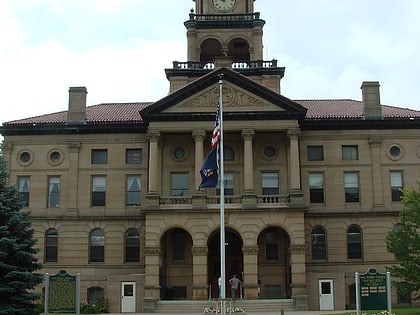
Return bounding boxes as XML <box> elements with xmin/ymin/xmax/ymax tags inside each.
<box><xmin>322</xmin><ymin>306</ymin><xmax>420</xmax><ymax>315</ymax></box>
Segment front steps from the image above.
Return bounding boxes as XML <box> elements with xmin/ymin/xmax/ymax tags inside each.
<box><xmin>155</xmin><ymin>299</ymin><xmax>295</xmax><ymax>313</ymax></box>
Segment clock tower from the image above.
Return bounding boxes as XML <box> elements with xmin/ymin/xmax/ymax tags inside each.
<box><xmin>165</xmin><ymin>0</ymin><xmax>285</xmax><ymax>93</ymax></box>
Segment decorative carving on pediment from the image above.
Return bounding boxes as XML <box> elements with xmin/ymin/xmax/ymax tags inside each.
<box><xmin>182</xmin><ymin>85</ymin><xmax>266</xmax><ymax>109</ymax></box>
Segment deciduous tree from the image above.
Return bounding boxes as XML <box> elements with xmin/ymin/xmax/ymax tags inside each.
<box><xmin>386</xmin><ymin>183</ymin><xmax>420</xmax><ymax>300</ymax></box>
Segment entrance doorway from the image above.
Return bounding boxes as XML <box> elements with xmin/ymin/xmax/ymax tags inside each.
<box><xmin>319</xmin><ymin>279</ymin><xmax>334</xmax><ymax>310</ymax></box>
<box><xmin>208</xmin><ymin>229</ymin><xmax>243</xmax><ymax>299</ymax></box>
<box><xmin>121</xmin><ymin>282</ymin><xmax>136</xmax><ymax>313</ymax></box>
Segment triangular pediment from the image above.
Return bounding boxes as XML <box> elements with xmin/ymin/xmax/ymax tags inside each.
<box><xmin>140</xmin><ymin>67</ymin><xmax>306</xmax><ymax>123</ymax></box>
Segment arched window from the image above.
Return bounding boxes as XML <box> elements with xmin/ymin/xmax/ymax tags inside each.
<box><xmin>347</xmin><ymin>225</ymin><xmax>362</xmax><ymax>259</ymax></box>
<box><xmin>125</xmin><ymin>228</ymin><xmax>140</xmax><ymax>263</ymax></box>
<box><xmin>90</xmin><ymin>229</ymin><xmax>105</xmax><ymax>263</ymax></box>
<box><xmin>87</xmin><ymin>286</ymin><xmax>104</xmax><ymax>304</ymax></box>
<box><xmin>311</xmin><ymin>226</ymin><xmax>327</xmax><ymax>260</ymax></box>
<box><xmin>45</xmin><ymin>228</ymin><xmax>58</xmax><ymax>262</ymax></box>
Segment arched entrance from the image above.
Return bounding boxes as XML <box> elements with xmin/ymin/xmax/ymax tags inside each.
<box><xmin>208</xmin><ymin>229</ymin><xmax>243</xmax><ymax>299</ymax></box>
<box><xmin>257</xmin><ymin>227</ymin><xmax>291</xmax><ymax>299</ymax></box>
<box><xmin>160</xmin><ymin>228</ymin><xmax>193</xmax><ymax>300</ymax></box>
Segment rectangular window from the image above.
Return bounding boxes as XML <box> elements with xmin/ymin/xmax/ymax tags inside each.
<box><xmin>342</xmin><ymin>145</ymin><xmax>358</xmax><ymax>160</ymax></box>
<box><xmin>171</xmin><ymin>173</ymin><xmax>188</xmax><ymax>196</ymax></box>
<box><xmin>262</xmin><ymin>172</ymin><xmax>279</xmax><ymax>195</ymax></box>
<box><xmin>344</xmin><ymin>172</ymin><xmax>359</xmax><ymax>202</ymax></box>
<box><xmin>216</xmin><ymin>173</ymin><xmax>234</xmax><ymax>196</ymax></box>
<box><xmin>126</xmin><ymin>175</ymin><xmax>141</xmax><ymax>206</ymax></box>
<box><xmin>48</xmin><ymin>176</ymin><xmax>61</xmax><ymax>207</ymax></box>
<box><xmin>390</xmin><ymin>171</ymin><xmax>403</xmax><ymax>201</ymax></box>
<box><xmin>307</xmin><ymin>146</ymin><xmax>324</xmax><ymax>161</ymax></box>
<box><xmin>126</xmin><ymin>149</ymin><xmax>142</xmax><ymax>164</ymax></box>
<box><xmin>91</xmin><ymin>176</ymin><xmax>106</xmax><ymax>206</ymax></box>
<box><xmin>309</xmin><ymin>173</ymin><xmax>324</xmax><ymax>203</ymax></box>
<box><xmin>18</xmin><ymin>176</ymin><xmax>30</xmax><ymax>207</ymax></box>
<box><xmin>91</xmin><ymin>149</ymin><xmax>108</xmax><ymax>164</ymax></box>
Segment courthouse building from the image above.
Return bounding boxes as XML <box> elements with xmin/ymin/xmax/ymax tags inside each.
<box><xmin>1</xmin><ymin>0</ymin><xmax>420</xmax><ymax>312</ymax></box>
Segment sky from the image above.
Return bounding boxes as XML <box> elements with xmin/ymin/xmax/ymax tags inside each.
<box><xmin>1</xmin><ymin>0</ymin><xmax>420</xmax><ymax>126</ymax></box>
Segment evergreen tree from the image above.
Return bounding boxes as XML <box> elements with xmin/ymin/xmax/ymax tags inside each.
<box><xmin>386</xmin><ymin>183</ymin><xmax>420</xmax><ymax>300</ymax></box>
<box><xmin>0</xmin><ymin>154</ymin><xmax>43</xmax><ymax>315</ymax></box>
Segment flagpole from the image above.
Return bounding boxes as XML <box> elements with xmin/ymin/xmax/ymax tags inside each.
<box><xmin>218</xmin><ymin>77</ymin><xmax>226</xmax><ymax>315</ymax></box>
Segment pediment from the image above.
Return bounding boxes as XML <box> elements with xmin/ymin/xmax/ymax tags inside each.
<box><xmin>163</xmin><ymin>82</ymin><xmax>284</xmax><ymax>114</ymax></box>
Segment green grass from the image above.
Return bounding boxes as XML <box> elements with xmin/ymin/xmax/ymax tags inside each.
<box><xmin>322</xmin><ymin>306</ymin><xmax>420</xmax><ymax>315</ymax></box>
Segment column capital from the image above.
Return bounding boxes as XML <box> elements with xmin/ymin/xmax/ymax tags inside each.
<box><xmin>67</xmin><ymin>142</ymin><xmax>81</xmax><ymax>153</ymax></box>
<box><xmin>241</xmin><ymin>129</ymin><xmax>255</xmax><ymax>140</ymax></box>
<box><xmin>368</xmin><ymin>137</ymin><xmax>382</xmax><ymax>148</ymax></box>
<box><xmin>287</xmin><ymin>128</ymin><xmax>301</xmax><ymax>139</ymax></box>
<box><xmin>192</xmin><ymin>129</ymin><xmax>206</xmax><ymax>141</ymax></box>
<box><xmin>147</xmin><ymin>129</ymin><xmax>161</xmax><ymax>142</ymax></box>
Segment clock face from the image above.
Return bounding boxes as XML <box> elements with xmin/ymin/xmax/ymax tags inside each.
<box><xmin>212</xmin><ymin>0</ymin><xmax>236</xmax><ymax>11</ymax></box>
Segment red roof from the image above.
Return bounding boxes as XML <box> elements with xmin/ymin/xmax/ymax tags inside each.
<box><xmin>3</xmin><ymin>99</ymin><xmax>420</xmax><ymax>125</ymax></box>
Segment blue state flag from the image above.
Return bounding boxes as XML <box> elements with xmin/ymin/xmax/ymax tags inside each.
<box><xmin>199</xmin><ymin>147</ymin><xmax>219</xmax><ymax>189</ymax></box>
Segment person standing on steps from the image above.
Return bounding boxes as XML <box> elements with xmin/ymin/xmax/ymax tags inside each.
<box><xmin>229</xmin><ymin>274</ymin><xmax>241</xmax><ymax>301</ymax></box>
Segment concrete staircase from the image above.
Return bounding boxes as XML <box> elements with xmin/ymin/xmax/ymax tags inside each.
<box><xmin>155</xmin><ymin>299</ymin><xmax>295</xmax><ymax>313</ymax></box>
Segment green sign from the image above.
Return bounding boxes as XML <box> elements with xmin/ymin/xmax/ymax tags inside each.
<box><xmin>359</xmin><ymin>268</ymin><xmax>387</xmax><ymax>310</ymax></box>
<box><xmin>49</xmin><ymin>270</ymin><xmax>76</xmax><ymax>313</ymax></box>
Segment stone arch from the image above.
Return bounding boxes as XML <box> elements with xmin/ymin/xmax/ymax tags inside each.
<box><xmin>207</xmin><ymin>228</ymin><xmax>244</xmax><ymax>299</ymax></box>
<box><xmin>257</xmin><ymin>226</ymin><xmax>291</xmax><ymax>299</ymax></box>
<box><xmin>200</xmin><ymin>38</ymin><xmax>223</xmax><ymax>62</ymax></box>
<box><xmin>160</xmin><ymin>228</ymin><xmax>193</xmax><ymax>300</ymax></box>
<box><xmin>227</xmin><ymin>37</ymin><xmax>250</xmax><ymax>62</ymax></box>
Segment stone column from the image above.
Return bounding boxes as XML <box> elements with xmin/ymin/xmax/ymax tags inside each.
<box><xmin>143</xmin><ymin>246</ymin><xmax>161</xmax><ymax>312</ymax></box>
<box><xmin>242</xmin><ymin>246</ymin><xmax>259</xmax><ymax>299</ymax></box>
<box><xmin>147</xmin><ymin>129</ymin><xmax>160</xmax><ymax>194</ymax></box>
<box><xmin>242</xmin><ymin>129</ymin><xmax>255</xmax><ymax>192</ymax></box>
<box><xmin>369</xmin><ymin>137</ymin><xmax>385</xmax><ymax>210</ymax></box>
<box><xmin>287</xmin><ymin>128</ymin><xmax>301</xmax><ymax>191</ymax></box>
<box><xmin>193</xmin><ymin>130</ymin><xmax>206</xmax><ymax>191</ymax></box>
<box><xmin>192</xmin><ymin>246</ymin><xmax>209</xmax><ymax>300</ymax></box>
<box><xmin>67</xmin><ymin>142</ymin><xmax>81</xmax><ymax>215</ymax></box>
<box><xmin>289</xmin><ymin>245</ymin><xmax>308</xmax><ymax>311</ymax></box>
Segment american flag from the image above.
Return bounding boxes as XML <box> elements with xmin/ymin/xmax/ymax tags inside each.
<box><xmin>211</xmin><ymin>102</ymin><xmax>221</xmax><ymax>149</ymax></box>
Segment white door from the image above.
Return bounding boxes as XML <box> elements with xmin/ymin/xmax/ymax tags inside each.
<box><xmin>121</xmin><ymin>282</ymin><xmax>136</xmax><ymax>313</ymax></box>
<box><xmin>319</xmin><ymin>279</ymin><xmax>334</xmax><ymax>310</ymax></box>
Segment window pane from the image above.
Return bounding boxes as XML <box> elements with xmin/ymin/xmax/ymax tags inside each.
<box><xmin>347</xmin><ymin>226</ymin><xmax>362</xmax><ymax>259</ymax></box>
<box><xmin>125</xmin><ymin>229</ymin><xmax>140</xmax><ymax>263</ymax></box>
<box><xmin>91</xmin><ymin>149</ymin><xmax>108</xmax><ymax>164</ymax></box>
<box><xmin>92</xmin><ymin>176</ymin><xmax>106</xmax><ymax>206</ymax></box>
<box><xmin>307</xmin><ymin>146</ymin><xmax>324</xmax><ymax>161</ymax></box>
<box><xmin>45</xmin><ymin>229</ymin><xmax>58</xmax><ymax>262</ymax></box>
<box><xmin>172</xmin><ymin>231</ymin><xmax>186</xmax><ymax>261</ymax></box>
<box><xmin>88</xmin><ymin>287</ymin><xmax>104</xmax><ymax>304</ymax></box>
<box><xmin>90</xmin><ymin>229</ymin><xmax>105</xmax><ymax>262</ymax></box>
<box><xmin>311</xmin><ymin>227</ymin><xmax>326</xmax><ymax>260</ymax></box>
<box><xmin>171</xmin><ymin>173</ymin><xmax>188</xmax><ymax>196</ymax></box>
<box><xmin>344</xmin><ymin>172</ymin><xmax>359</xmax><ymax>202</ymax></box>
<box><xmin>224</xmin><ymin>146</ymin><xmax>234</xmax><ymax>161</ymax></box>
<box><xmin>18</xmin><ymin>176</ymin><xmax>30</xmax><ymax>206</ymax></box>
<box><xmin>266</xmin><ymin>232</ymin><xmax>279</xmax><ymax>260</ymax></box>
<box><xmin>217</xmin><ymin>173</ymin><xmax>234</xmax><ymax>196</ymax></box>
<box><xmin>342</xmin><ymin>146</ymin><xmax>358</xmax><ymax>160</ymax></box>
<box><xmin>262</xmin><ymin>172</ymin><xmax>279</xmax><ymax>195</ymax></box>
<box><xmin>48</xmin><ymin>176</ymin><xmax>61</xmax><ymax>207</ymax></box>
<box><xmin>127</xmin><ymin>176</ymin><xmax>141</xmax><ymax>206</ymax></box>
<box><xmin>126</xmin><ymin>149</ymin><xmax>142</xmax><ymax>164</ymax></box>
